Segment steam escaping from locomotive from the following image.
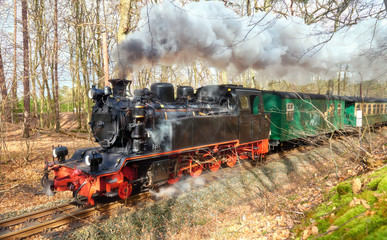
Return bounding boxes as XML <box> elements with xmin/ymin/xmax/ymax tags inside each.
<box><xmin>115</xmin><ymin>1</ymin><xmax>387</xmax><ymax>79</ymax></box>
<box><xmin>150</xmin><ymin>176</ymin><xmax>206</xmax><ymax>199</ymax></box>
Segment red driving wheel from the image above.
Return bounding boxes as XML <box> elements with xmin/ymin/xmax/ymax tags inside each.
<box><xmin>208</xmin><ymin>158</ymin><xmax>222</xmax><ymax>172</ymax></box>
<box><xmin>118</xmin><ymin>182</ymin><xmax>132</xmax><ymax>199</ymax></box>
<box><xmin>226</xmin><ymin>154</ymin><xmax>237</xmax><ymax>167</ymax></box>
<box><xmin>167</xmin><ymin>171</ymin><xmax>183</xmax><ymax>184</ymax></box>
<box><xmin>190</xmin><ymin>164</ymin><xmax>203</xmax><ymax>177</ymax></box>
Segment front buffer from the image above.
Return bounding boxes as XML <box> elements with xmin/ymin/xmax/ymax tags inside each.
<box><xmin>42</xmin><ymin>147</ymin><xmax>137</xmax><ymax>205</ymax></box>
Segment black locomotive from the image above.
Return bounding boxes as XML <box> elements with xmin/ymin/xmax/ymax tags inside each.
<box><xmin>43</xmin><ymin>79</ymin><xmax>271</xmax><ymax>205</ymax></box>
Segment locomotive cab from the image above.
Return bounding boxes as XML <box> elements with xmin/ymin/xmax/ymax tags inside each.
<box><xmin>234</xmin><ymin>88</ymin><xmax>271</xmax><ymax>143</ymax></box>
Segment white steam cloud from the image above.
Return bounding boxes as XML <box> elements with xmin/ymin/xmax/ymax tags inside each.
<box><xmin>150</xmin><ymin>176</ymin><xmax>206</xmax><ymax>199</ymax></box>
<box><xmin>115</xmin><ymin>1</ymin><xmax>387</xmax><ymax>80</ymax></box>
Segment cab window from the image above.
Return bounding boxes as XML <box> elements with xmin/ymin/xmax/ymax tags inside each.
<box><xmin>239</xmin><ymin>96</ymin><xmax>249</xmax><ymax>111</ymax></box>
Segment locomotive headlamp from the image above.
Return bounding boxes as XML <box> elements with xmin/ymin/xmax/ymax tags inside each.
<box><xmin>52</xmin><ymin>146</ymin><xmax>68</xmax><ymax>163</ymax></box>
<box><xmin>88</xmin><ymin>89</ymin><xmax>93</xmax><ymax>99</ymax></box>
<box><xmin>88</xmin><ymin>86</ymin><xmax>104</xmax><ymax>100</ymax></box>
<box><xmin>85</xmin><ymin>155</ymin><xmax>91</xmax><ymax>166</ymax></box>
<box><xmin>85</xmin><ymin>152</ymin><xmax>103</xmax><ymax>172</ymax></box>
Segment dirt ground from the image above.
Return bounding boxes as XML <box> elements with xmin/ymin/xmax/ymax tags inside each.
<box><xmin>0</xmin><ymin>114</ymin><xmax>96</xmax><ymax>215</ymax></box>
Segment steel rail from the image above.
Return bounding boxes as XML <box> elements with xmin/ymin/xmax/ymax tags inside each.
<box><xmin>0</xmin><ymin>202</ymin><xmax>76</xmax><ymax>227</ymax></box>
<box><xmin>0</xmin><ymin>193</ymin><xmax>149</xmax><ymax>240</ymax></box>
<box><xmin>0</xmin><ymin>202</ymin><xmax>120</xmax><ymax>240</ymax></box>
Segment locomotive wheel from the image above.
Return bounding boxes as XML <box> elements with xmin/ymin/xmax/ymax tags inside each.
<box><xmin>190</xmin><ymin>164</ymin><xmax>203</xmax><ymax>177</ymax></box>
<box><xmin>208</xmin><ymin>159</ymin><xmax>222</xmax><ymax>172</ymax></box>
<box><xmin>118</xmin><ymin>182</ymin><xmax>132</xmax><ymax>199</ymax></box>
<box><xmin>167</xmin><ymin>171</ymin><xmax>183</xmax><ymax>184</ymax></box>
<box><xmin>226</xmin><ymin>155</ymin><xmax>237</xmax><ymax>167</ymax></box>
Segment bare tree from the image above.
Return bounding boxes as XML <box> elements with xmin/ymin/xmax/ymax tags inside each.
<box><xmin>0</xmin><ymin>46</ymin><xmax>9</xmax><ymax>122</ymax></box>
<box><xmin>54</xmin><ymin>0</ymin><xmax>60</xmax><ymax>132</ymax></box>
<box><xmin>11</xmin><ymin>0</ymin><xmax>18</xmax><ymax>123</ymax></box>
<box><xmin>246</xmin><ymin>0</ymin><xmax>251</xmax><ymax>16</ymax></box>
<box><xmin>118</xmin><ymin>0</ymin><xmax>133</xmax><ymax>42</ymax></box>
<box><xmin>22</xmin><ymin>0</ymin><xmax>30</xmax><ymax>138</ymax></box>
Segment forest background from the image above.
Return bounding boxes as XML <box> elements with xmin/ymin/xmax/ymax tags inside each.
<box><xmin>0</xmin><ymin>0</ymin><xmax>386</xmax><ymax>137</ymax></box>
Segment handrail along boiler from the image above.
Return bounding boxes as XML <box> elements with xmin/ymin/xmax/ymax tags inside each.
<box><xmin>42</xmin><ymin>79</ymin><xmax>271</xmax><ymax>205</ymax></box>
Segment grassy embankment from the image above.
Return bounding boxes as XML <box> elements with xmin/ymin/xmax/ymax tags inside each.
<box><xmin>295</xmin><ymin>165</ymin><xmax>387</xmax><ymax>239</ymax></box>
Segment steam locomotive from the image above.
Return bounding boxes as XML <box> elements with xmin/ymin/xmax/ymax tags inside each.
<box><xmin>43</xmin><ymin>79</ymin><xmax>271</xmax><ymax>205</ymax></box>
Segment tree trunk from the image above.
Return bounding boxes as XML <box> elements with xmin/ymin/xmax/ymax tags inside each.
<box><xmin>54</xmin><ymin>0</ymin><xmax>60</xmax><ymax>132</ymax></box>
<box><xmin>246</xmin><ymin>0</ymin><xmax>251</xmax><ymax>16</ymax></box>
<box><xmin>337</xmin><ymin>65</ymin><xmax>341</xmax><ymax>95</ymax></box>
<box><xmin>12</xmin><ymin>0</ymin><xmax>18</xmax><ymax>123</ymax></box>
<box><xmin>118</xmin><ymin>0</ymin><xmax>133</xmax><ymax>42</ymax></box>
<box><xmin>95</xmin><ymin>0</ymin><xmax>104</xmax><ymax>88</ymax></box>
<box><xmin>75</xmin><ymin>0</ymin><xmax>82</xmax><ymax>129</ymax></box>
<box><xmin>22</xmin><ymin>0</ymin><xmax>30</xmax><ymax>138</ymax></box>
<box><xmin>0</xmin><ymin>47</ymin><xmax>10</xmax><ymax>122</ymax></box>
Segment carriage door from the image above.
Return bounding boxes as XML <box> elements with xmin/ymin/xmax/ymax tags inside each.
<box><xmin>238</xmin><ymin>91</ymin><xmax>263</xmax><ymax>144</ymax></box>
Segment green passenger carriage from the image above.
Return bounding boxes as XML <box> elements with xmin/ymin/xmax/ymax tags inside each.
<box><xmin>344</xmin><ymin>97</ymin><xmax>387</xmax><ymax>127</ymax></box>
<box><xmin>261</xmin><ymin>91</ymin><xmax>346</xmax><ymax>142</ymax></box>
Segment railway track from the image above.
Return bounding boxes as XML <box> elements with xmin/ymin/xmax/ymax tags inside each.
<box><xmin>0</xmin><ymin>193</ymin><xmax>149</xmax><ymax>240</ymax></box>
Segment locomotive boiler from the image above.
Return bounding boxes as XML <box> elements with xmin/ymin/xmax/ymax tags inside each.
<box><xmin>42</xmin><ymin>79</ymin><xmax>271</xmax><ymax>205</ymax></box>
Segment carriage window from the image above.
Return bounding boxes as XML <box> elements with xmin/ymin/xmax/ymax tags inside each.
<box><xmin>239</xmin><ymin>96</ymin><xmax>249</xmax><ymax>111</ymax></box>
<box><xmin>356</xmin><ymin>103</ymin><xmax>360</xmax><ymax>114</ymax></box>
<box><xmin>286</xmin><ymin>103</ymin><xmax>294</xmax><ymax>121</ymax></box>
<box><xmin>329</xmin><ymin>103</ymin><xmax>335</xmax><ymax>117</ymax></box>
<box><xmin>337</xmin><ymin>103</ymin><xmax>342</xmax><ymax>116</ymax></box>
<box><xmin>250</xmin><ymin>95</ymin><xmax>260</xmax><ymax>114</ymax></box>
<box><xmin>355</xmin><ymin>104</ymin><xmax>360</xmax><ymax>116</ymax></box>
<box><xmin>373</xmin><ymin>104</ymin><xmax>376</xmax><ymax>115</ymax></box>
<box><xmin>385</xmin><ymin>104</ymin><xmax>387</xmax><ymax>113</ymax></box>
<box><xmin>367</xmin><ymin>104</ymin><xmax>371</xmax><ymax>115</ymax></box>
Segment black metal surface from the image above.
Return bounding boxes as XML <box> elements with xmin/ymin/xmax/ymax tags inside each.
<box><xmin>149</xmin><ymin>159</ymin><xmax>174</xmax><ymax>184</ymax></box>
<box><xmin>63</xmin><ymin>149</ymin><xmax>126</xmax><ymax>175</ymax></box>
<box><xmin>177</xmin><ymin>86</ymin><xmax>194</xmax><ymax>99</ymax></box>
<box><xmin>151</xmin><ymin>83</ymin><xmax>174</xmax><ymax>102</ymax></box>
<box><xmin>169</xmin><ymin>115</ymin><xmax>239</xmax><ymax>150</ymax></box>
<box><xmin>108</xmin><ymin>79</ymin><xmax>131</xmax><ymax>97</ymax></box>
